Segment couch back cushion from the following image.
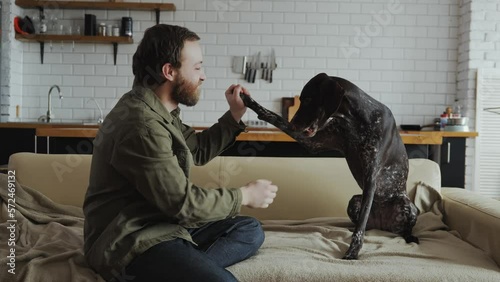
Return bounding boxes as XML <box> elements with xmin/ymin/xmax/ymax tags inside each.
<box><xmin>8</xmin><ymin>153</ymin><xmax>441</xmax><ymax>220</ymax></box>
<box><xmin>190</xmin><ymin>157</ymin><xmax>441</xmax><ymax>219</ymax></box>
<box><xmin>8</xmin><ymin>152</ymin><xmax>92</xmax><ymax>207</ymax></box>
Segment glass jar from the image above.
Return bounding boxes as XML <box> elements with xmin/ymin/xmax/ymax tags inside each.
<box><xmin>98</xmin><ymin>23</ymin><xmax>106</xmax><ymax>36</ymax></box>
<box><xmin>453</xmin><ymin>99</ymin><xmax>463</xmax><ymax>118</ymax></box>
<box><xmin>112</xmin><ymin>25</ymin><xmax>120</xmax><ymax>36</ymax></box>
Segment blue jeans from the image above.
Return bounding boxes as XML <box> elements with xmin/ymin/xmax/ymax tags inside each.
<box><xmin>122</xmin><ymin>216</ymin><xmax>265</xmax><ymax>282</ymax></box>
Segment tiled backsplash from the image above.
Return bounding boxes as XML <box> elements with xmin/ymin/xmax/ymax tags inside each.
<box><xmin>4</xmin><ymin>0</ymin><xmax>464</xmax><ymax>126</ymax></box>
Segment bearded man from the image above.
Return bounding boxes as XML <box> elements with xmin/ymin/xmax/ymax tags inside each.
<box><xmin>83</xmin><ymin>24</ymin><xmax>278</xmax><ymax>282</ymax></box>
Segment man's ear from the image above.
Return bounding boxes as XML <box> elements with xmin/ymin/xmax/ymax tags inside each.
<box><xmin>161</xmin><ymin>63</ymin><xmax>177</xmax><ymax>82</ymax></box>
<box><xmin>320</xmin><ymin>77</ymin><xmax>344</xmax><ymax>110</ymax></box>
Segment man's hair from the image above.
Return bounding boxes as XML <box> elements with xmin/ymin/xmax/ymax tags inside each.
<box><xmin>132</xmin><ymin>24</ymin><xmax>200</xmax><ymax>89</ymax></box>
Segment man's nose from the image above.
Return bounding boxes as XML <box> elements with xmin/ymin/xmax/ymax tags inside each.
<box><xmin>200</xmin><ymin>70</ymin><xmax>206</xmax><ymax>81</ymax></box>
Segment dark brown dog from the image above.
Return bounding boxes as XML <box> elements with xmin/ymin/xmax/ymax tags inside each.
<box><xmin>240</xmin><ymin>73</ymin><xmax>419</xmax><ymax>260</ymax></box>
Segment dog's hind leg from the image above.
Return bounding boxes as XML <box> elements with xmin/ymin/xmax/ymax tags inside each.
<box><xmin>401</xmin><ymin>199</ymin><xmax>419</xmax><ymax>244</ymax></box>
<box><xmin>347</xmin><ymin>195</ymin><xmax>362</xmax><ymax>224</ymax></box>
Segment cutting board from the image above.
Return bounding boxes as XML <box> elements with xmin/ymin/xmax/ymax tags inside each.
<box><xmin>288</xmin><ymin>96</ymin><xmax>300</xmax><ymax>121</ymax></box>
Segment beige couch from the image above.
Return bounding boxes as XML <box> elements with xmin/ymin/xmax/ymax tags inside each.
<box><xmin>3</xmin><ymin>152</ymin><xmax>500</xmax><ymax>281</ymax></box>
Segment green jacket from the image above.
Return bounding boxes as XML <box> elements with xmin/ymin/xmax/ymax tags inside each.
<box><xmin>83</xmin><ymin>86</ymin><xmax>246</xmax><ymax>281</ymax></box>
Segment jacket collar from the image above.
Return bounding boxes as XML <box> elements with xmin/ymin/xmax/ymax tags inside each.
<box><xmin>132</xmin><ymin>86</ymin><xmax>178</xmax><ymax>124</ymax></box>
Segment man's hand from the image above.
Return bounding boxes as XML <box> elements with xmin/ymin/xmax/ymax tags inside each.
<box><xmin>225</xmin><ymin>84</ymin><xmax>250</xmax><ymax>123</ymax></box>
<box><xmin>240</xmin><ymin>179</ymin><xmax>278</xmax><ymax>208</ymax></box>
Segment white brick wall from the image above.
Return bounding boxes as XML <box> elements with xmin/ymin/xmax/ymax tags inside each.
<box><xmin>2</xmin><ymin>0</ymin><xmax>462</xmax><ymax>125</ymax></box>
<box><xmin>457</xmin><ymin>0</ymin><xmax>500</xmax><ymax>190</ymax></box>
<box><xmin>1</xmin><ymin>0</ymin><xmax>499</xmax><ymax>190</ymax></box>
<box><xmin>1</xmin><ymin>0</ymin><xmax>24</xmax><ymax>122</ymax></box>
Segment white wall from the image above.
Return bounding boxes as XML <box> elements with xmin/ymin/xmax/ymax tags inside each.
<box><xmin>457</xmin><ymin>0</ymin><xmax>500</xmax><ymax>190</ymax></box>
<box><xmin>8</xmin><ymin>0</ymin><xmax>460</xmax><ymax>127</ymax></box>
<box><xmin>1</xmin><ymin>0</ymin><xmax>23</xmax><ymax>122</ymax></box>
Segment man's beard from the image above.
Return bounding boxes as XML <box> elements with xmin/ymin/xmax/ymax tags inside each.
<box><xmin>172</xmin><ymin>75</ymin><xmax>201</xmax><ymax>107</ymax></box>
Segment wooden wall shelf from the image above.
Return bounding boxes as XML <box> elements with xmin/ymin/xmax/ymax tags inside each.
<box><xmin>15</xmin><ymin>33</ymin><xmax>133</xmax><ymax>44</ymax></box>
<box><xmin>14</xmin><ymin>1</ymin><xmax>174</xmax><ymax>65</ymax></box>
<box><xmin>15</xmin><ymin>33</ymin><xmax>133</xmax><ymax>65</ymax></box>
<box><xmin>15</xmin><ymin>0</ymin><xmax>176</xmax><ymax>25</ymax></box>
<box><xmin>15</xmin><ymin>0</ymin><xmax>176</xmax><ymax>12</ymax></box>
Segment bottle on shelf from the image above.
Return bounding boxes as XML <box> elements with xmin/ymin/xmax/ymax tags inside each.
<box><xmin>39</xmin><ymin>12</ymin><xmax>47</xmax><ymax>34</ymax></box>
<box><xmin>453</xmin><ymin>99</ymin><xmax>463</xmax><ymax>118</ymax></box>
<box><xmin>14</xmin><ymin>105</ymin><xmax>21</xmax><ymax>122</ymax></box>
<box><xmin>121</xmin><ymin>17</ymin><xmax>133</xmax><ymax>37</ymax></box>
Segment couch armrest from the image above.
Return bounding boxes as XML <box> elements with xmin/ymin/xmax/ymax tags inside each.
<box><xmin>441</xmin><ymin>187</ymin><xmax>500</xmax><ymax>266</ymax></box>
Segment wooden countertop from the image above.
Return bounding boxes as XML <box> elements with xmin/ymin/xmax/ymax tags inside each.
<box><xmin>231</xmin><ymin>129</ymin><xmax>478</xmax><ymax>145</ymax></box>
<box><xmin>0</xmin><ymin>122</ymin><xmax>100</xmax><ymax>129</ymax></box>
<box><xmin>2</xmin><ymin>123</ymin><xmax>478</xmax><ymax>145</ymax></box>
<box><xmin>35</xmin><ymin>128</ymin><xmax>100</xmax><ymax>138</ymax></box>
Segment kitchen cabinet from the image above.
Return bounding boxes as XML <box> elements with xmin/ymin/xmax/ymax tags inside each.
<box><xmin>0</xmin><ymin>123</ymin><xmax>97</xmax><ymax>164</ymax></box>
<box><xmin>439</xmin><ymin>137</ymin><xmax>467</xmax><ymax>188</ymax></box>
<box><xmin>14</xmin><ymin>0</ymin><xmax>176</xmax><ymax>64</ymax></box>
<box><xmin>220</xmin><ymin>141</ymin><xmax>429</xmax><ymax>159</ymax></box>
<box><xmin>0</xmin><ymin>124</ymin><xmax>476</xmax><ymax>188</ymax></box>
<box><xmin>221</xmin><ymin>139</ymin><xmax>468</xmax><ymax>188</ymax></box>
<box><xmin>219</xmin><ymin>132</ymin><xmax>474</xmax><ymax>189</ymax></box>
<box><xmin>0</xmin><ymin>128</ymin><xmax>94</xmax><ymax>165</ymax></box>
<box><xmin>0</xmin><ymin>128</ymin><xmax>40</xmax><ymax>165</ymax></box>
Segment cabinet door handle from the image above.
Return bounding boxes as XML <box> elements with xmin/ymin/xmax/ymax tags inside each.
<box><xmin>445</xmin><ymin>142</ymin><xmax>451</xmax><ymax>164</ymax></box>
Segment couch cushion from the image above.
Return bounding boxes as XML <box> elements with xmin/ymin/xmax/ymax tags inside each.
<box><xmin>406</xmin><ymin>158</ymin><xmax>441</xmax><ymax>198</ymax></box>
<box><xmin>441</xmin><ymin>188</ymin><xmax>500</xmax><ymax>266</ymax></box>
<box><xmin>9</xmin><ymin>152</ymin><xmax>441</xmax><ymax>218</ymax></box>
<box><xmin>191</xmin><ymin>157</ymin><xmax>441</xmax><ymax>220</ymax></box>
<box><xmin>8</xmin><ymin>152</ymin><xmax>91</xmax><ymax>207</ymax></box>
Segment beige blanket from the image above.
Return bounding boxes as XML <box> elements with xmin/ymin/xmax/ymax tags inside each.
<box><xmin>1</xmin><ymin>174</ymin><xmax>499</xmax><ymax>282</ymax></box>
<box><xmin>0</xmin><ymin>174</ymin><xmax>104</xmax><ymax>282</ymax></box>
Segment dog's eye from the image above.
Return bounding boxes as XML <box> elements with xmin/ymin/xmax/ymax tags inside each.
<box><xmin>301</xmin><ymin>98</ymin><xmax>312</xmax><ymax>105</ymax></box>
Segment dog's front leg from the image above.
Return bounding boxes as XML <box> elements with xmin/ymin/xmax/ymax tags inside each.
<box><xmin>240</xmin><ymin>93</ymin><xmax>301</xmax><ymax>139</ymax></box>
<box><xmin>343</xmin><ymin>176</ymin><xmax>377</xmax><ymax>260</ymax></box>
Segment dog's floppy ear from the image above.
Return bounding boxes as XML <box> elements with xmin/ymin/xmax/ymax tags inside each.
<box><xmin>320</xmin><ymin>76</ymin><xmax>344</xmax><ymax>110</ymax></box>
<box><xmin>310</xmin><ymin>73</ymin><xmax>329</xmax><ymax>83</ymax></box>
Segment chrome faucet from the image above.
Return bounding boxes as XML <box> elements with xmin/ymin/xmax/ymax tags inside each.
<box><xmin>47</xmin><ymin>85</ymin><xmax>63</xmax><ymax>123</ymax></box>
<box><xmin>87</xmin><ymin>98</ymin><xmax>104</xmax><ymax>124</ymax></box>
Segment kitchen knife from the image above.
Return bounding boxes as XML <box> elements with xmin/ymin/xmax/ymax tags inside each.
<box><xmin>269</xmin><ymin>48</ymin><xmax>276</xmax><ymax>83</ymax></box>
<box><xmin>251</xmin><ymin>51</ymin><xmax>260</xmax><ymax>83</ymax></box>
<box><xmin>244</xmin><ymin>56</ymin><xmax>252</xmax><ymax>82</ymax></box>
